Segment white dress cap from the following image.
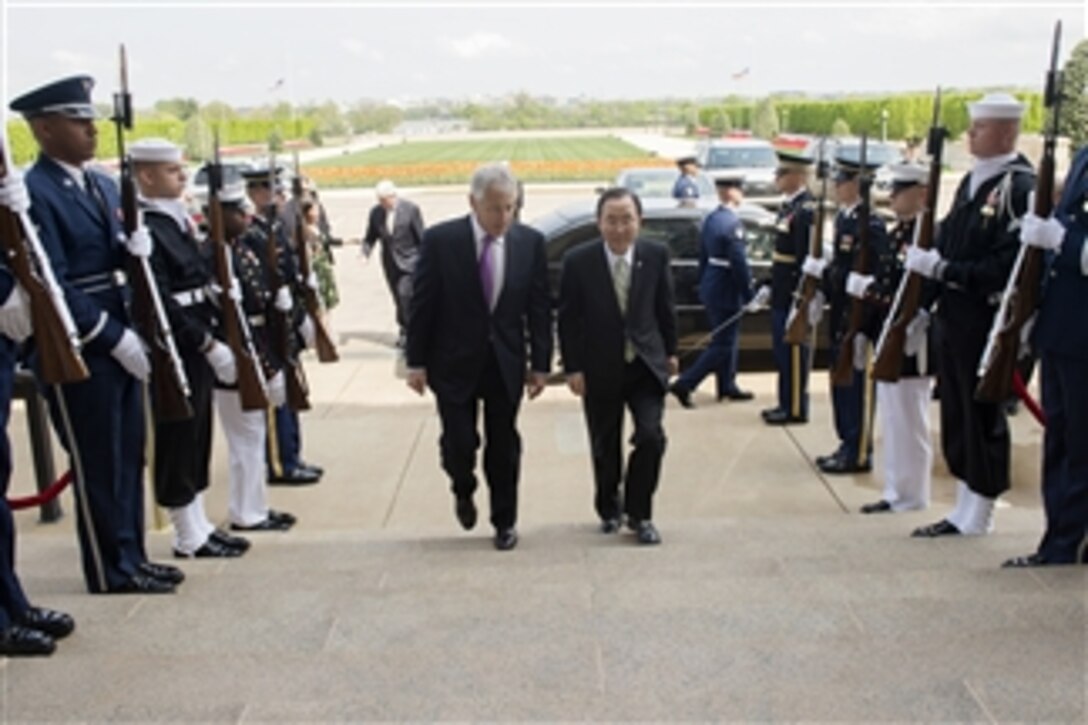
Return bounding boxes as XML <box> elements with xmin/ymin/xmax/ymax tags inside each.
<box><xmin>967</xmin><ymin>93</ymin><xmax>1025</xmax><ymax>121</ymax></box>
<box><xmin>128</xmin><ymin>137</ymin><xmax>183</xmax><ymax>164</ymax></box>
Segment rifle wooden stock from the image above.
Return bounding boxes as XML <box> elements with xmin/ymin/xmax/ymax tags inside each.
<box><xmin>0</xmin><ymin>206</ymin><xmax>89</xmax><ymax>384</ymax></box>
<box><xmin>206</xmin><ymin>193</ymin><xmax>269</xmax><ymax>411</ymax></box>
<box><xmin>975</xmin><ymin>22</ymin><xmax>1060</xmax><ymax>404</ymax></box>
<box><xmin>289</xmin><ymin>160</ymin><xmax>338</xmax><ymax>363</ymax></box>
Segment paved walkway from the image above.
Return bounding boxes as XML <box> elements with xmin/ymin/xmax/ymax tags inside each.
<box><xmin>0</xmin><ymin>204</ymin><xmax>1082</xmax><ymax>722</ymax></box>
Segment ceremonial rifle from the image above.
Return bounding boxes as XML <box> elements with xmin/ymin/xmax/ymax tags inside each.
<box><xmin>784</xmin><ymin>138</ymin><xmax>830</xmax><ymax>345</ymax></box>
<box><xmin>976</xmin><ymin>21</ymin><xmax>1062</xmax><ymax>403</ymax></box>
<box><xmin>0</xmin><ymin>137</ymin><xmax>89</xmax><ymax>383</ymax></box>
<box><xmin>263</xmin><ymin>155</ymin><xmax>310</xmax><ymax>411</ymax></box>
<box><xmin>206</xmin><ymin>135</ymin><xmax>269</xmax><ymax>410</ymax></box>
<box><xmin>290</xmin><ymin>152</ymin><xmax>338</xmax><ymax>362</ymax></box>
<box><xmin>830</xmin><ymin>135</ymin><xmax>873</xmax><ymax>387</ymax></box>
<box><xmin>112</xmin><ymin>44</ymin><xmax>192</xmax><ymax>420</ymax></box>
<box><xmin>872</xmin><ymin>89</ymin><xmax>947</xmax><ymax>382</ymax></box>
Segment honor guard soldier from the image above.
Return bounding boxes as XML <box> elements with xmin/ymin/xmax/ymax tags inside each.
<box><xmin>130</xmin><ymin>139</ymin><xmax>250</xmax><ymax>558</ymax></box>
<box><xmin>906</xmin><ymin>93</ymin><xmax>1035</xmax><ymax>537</ymax></box>
<box><xmin>10</xmin><ymin>76</ymin><xmax>183</xmax><ymax>593</ymax></box>
<box><xmin>241</xmin><ymin>168</ymin><xmax>322</xmax><ymax>487</ymax></box>
<box><xmin>212</xmin><ymin>182</ymin><xmax>296</xmax><ymax>532</ymax></box>
<box><xmin>856</xmin><ymin>163</ymin><xmax>937</xmax><ymax>513</ymax></box>
<box><xmin>672</xmin><ymin>156</ymin><xmax>701</xmax><ymax>200</ymax></box>
<box><xmin>808</xmin><ymin>154</ymin><xmax>888</xmax><ymax>474</ymax></box>
<box><xmin>669</xmin><ymin>171</ymin><xmax>756</xmax><ymax>407</ymax></box>
<box><xmin>1004</xmin><ymin>146</ymin><xmax>1088</xmax><ymax>566</ymax></box>
<box><xmin>0</xmin><ymin>174</ymin><xmax>76</xmax><ymax>651</ymax></box>
<box><xmin>762</xmin><ymin>151</ymin><xmax>815</xmax><ymax>425</ymax></box>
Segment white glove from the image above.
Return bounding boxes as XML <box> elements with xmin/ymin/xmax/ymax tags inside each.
<box><xmin>807</xmin><ymin>290</ymin><xmax>825</xmax><ymax>327</ymax></box>
<box><xmin>306</xmin><ymin>271</ymin><xmax>320</xmax><ymax>292</ymax></box>
<box><xmin>203</xmin><ymin>340</ymin><xmax>237</xmax><ymax>385</ymax></box>
<box><xmin>0</xmin><ymin>169</ymin><xmax>31</xmax><ymax>214</ymax></box>
<box><xmin>227</xmin><ymin>278</ymin><xmax>242</xmax><ymax>302</ymax></box>
<box><xmin>904</xmin><ymin>309</ymin><xmax>930</xmax><ymax>357</ymax></box>
<box><xmin>801</xmin><ymin>255</ymin><xmax>827</xmax><ymax>280</ymax></box>
<box><xmin>125</xmin><ymin>226</ymin><xmax>153</xmax><ymax>258</ymax></box>
<box><xmin>853</xmin><ymin>333</ymin><xmax>869</xmax><ymax>372</ymax></box>
<box><xmin>745</xmin><ymin>285</ymin><xmax>771</xmax><ymax>312</ymax></box>
<box><xmin>274</xmin><ymin>285</ymin><xmax>293</xmax><ymax>313</ymax></box>
<box><xmin>0</xmin><ymin>284</ymin><xmax>32</xmax><ymax>342</ymax></box>
<box><xmin>905</xmin><ymin>246</ymin><xmax>943</xmax><ymax>279</ymax></box>
<box><xmin>1020</xmin><ymin>312</ymin><xmax>1037</xmax><ymax>360</ymax></box>
<box><xmin>300</xmin><ymin>314</ymin><xmax>316</xmax><ymax>348</ymax></box>
<box><xmin>846</xmin><ymin>272</ymin><xmax>874</xmax><ymax>300</ymax></box>
<box><xmin>111</xmin><ymin>328</ymin><xmax>150</xmax><ymax>382</ymax></box>
<box><xmin>267</xmin><ymin>370</ymin><xmax>286</xmax><ymax>407</ymax></box>
<box><xmin>1019</xmin><ymin>213</ymin><xmax>1065</xmax><ymax>252</ymax></box>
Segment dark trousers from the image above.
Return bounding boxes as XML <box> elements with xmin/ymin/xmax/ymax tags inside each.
<box><xmin>267</xmin><ymin>404</ymin><xmax>302</xmax><ymax>477</ymax></box>
<box><xmin>937</xmin><ymin>320</ymin><xmax>1009</xmax><ymax>498</ymax></box>
<box><xmin>828</xmin><ymin>340</ymin><xmax>875</xmax><ymax>467</ymax></box>
<box><xmin>382</xmin><ymin>253</ymin><xmax>413</xmax><ymax>335</ymax></box>
<box><xmin>153</xmin><ymin>352</ymin><xmax>213</xmax><ymax>508</ymax></box>
<box><xmin>435</xmin><ymin>350</ymin><xmax>521</xmax><ymax>530</ymax></box>
<box><xmin>677</xmin><ymin>305</ymin><xmax>741</xmax><ymax>398</ymax></box>
<box><xmin>44</xmin><ymin>355</ymin><xmax>147</xmax><ymax>593</ymax></box>
<box><xmin>0</xmin><ymin>340</ymin><xmax>29</xmax><ymax>627</ymax></box>
<box><xmin>583</xmin><ymin>359</ymin><xmax>667</xmax><ymax>523</ymax></box>
<box><xmin>772</xmin><ymin>307</ymin><xmax>809</xmax><ymax>419</ymax></box>
<box><xmin>1038</xmin><ymin>352</ymin><xmax>1088</xmax><ymax>562</ymax></box>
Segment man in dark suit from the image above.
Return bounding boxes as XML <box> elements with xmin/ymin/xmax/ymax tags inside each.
<box><xmin>9</xmin><ymin>75</ymin><xmax>184</xmax><ymax>593</ymax></box>
<box><xmin>405</xmin><ymin>164</ymin><xmax>551</xmax><ymax>551</ymax></box>
<box><xmin>364</xmin><ymin>180</ymin><xmax>425</xmax><ymax>349</ymax></box>
<box><xmin>558</xmin><ymin>188</ymin><xmax>678</xmax><ymax>545</ymax></box>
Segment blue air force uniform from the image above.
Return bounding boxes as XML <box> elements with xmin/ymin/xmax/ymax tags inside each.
<box><xmin>673</xmin><ymin>197</ymin><xmax>753</xmax><ymax>399</ymax></box>
<box><xmin>672</xmin><ymin>174</ymin><xmax>700</xmax><ymax>201</ymax></box>
<box><xmin>1026</xmin><ymin>146</ymin><xmax>1088</xmax><ymax>563</ymax></box>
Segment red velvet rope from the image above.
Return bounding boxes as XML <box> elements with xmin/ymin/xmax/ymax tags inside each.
<box><xmin>7</xmin><ymin>470</ymin><xmax>72</xmax><ymax>510</ymax></box>
<box><xmin>1013</xmin><ymin>370</ymin><xmax>1047</xmax><ymax>427</ymax></box>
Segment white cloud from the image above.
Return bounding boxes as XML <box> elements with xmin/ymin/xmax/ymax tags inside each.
<box><xmin>442</xmin><ymin>32</ymin><xmax>513</xmax><ymax>59</ymax></box>
<box><xmin>340</xmin><ymin>38</ymin><xmax>385</xmax><ymax>63</ymax></box>
<box><xmin>49</xmin><ymin>49</ymin><xmax>98</xmax><ymax>72</ymax></box>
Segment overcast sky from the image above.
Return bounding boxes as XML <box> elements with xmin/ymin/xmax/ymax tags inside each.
<box><xmin>2</xmin><ymin>1</ymin><xmax>1085</xmax><ymax>112</ymax></box>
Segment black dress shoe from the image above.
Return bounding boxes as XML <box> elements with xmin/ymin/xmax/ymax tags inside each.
<box><xmin>1002</xmin><ymin>552</ymin><xmax>1048</xmax><ymax>568</ymax></box>
<box><xmin>761</xmin><ymin>406</ymin><xmax>783</xmax><ymax>421</ymax></box>
<box><xmin>911</xmin><ymin>519</ymin><xmax>961</xmax><ymax>538</ymax></box>
<box><xmin>819</xmin><ymin>456</ymin><xmax>872</xmax><ymax>475</ymax></box>
<box><xmin>721</xmin><ymin>389</ymin><xmax>754</xmax><ymax>402</ymax></box>
<box><xmin>140</xmin><ymin>561</ymin><xmax>185</xmax><ymax>585</ymax></box>
<box><xmin>494</xmin><ymin>527</ymin><xmax>518</xmax><ymax>551</ymax></box>
<box><xmin>0</xmin><ymin>625</ymin><xmax>55</xmax><ymax>656</ymax></box>
<box><xmin>210</xmin><ymin>529</ymin><xmax>251</xmax><ymax>552</ymax></box>
<box><xmin>108</xmin><ymin>573</ymin><xmax>176</xmax><ymax>594</ymax></box>
<box><xmin>814</xmin><ymin>451</ymin><xmax>840</xmax><ymax>467</ymax></box>
<box><xmin>669</xmin><ymin>383</ymin><xmax>695</xmax><ymax>409</ymax></box>
<box><xmin>268</xmin><ymin>509</ymin><xmax>297</xmax><ymax>526</ymax></box>
<box><xmin>764</xmin><ymin>409</ymin><xmax>807</xmax><ymax>425</ymax></box>
<box><xmin>230</xmin><ymin>517</ymin><xmax>292</xmax><ymax>532</ymax></box>
<box><xmin>859</xmin><ymin>500</ymin><xmax>893</xmax><ymax>514</ymax></box>
<box><xmin>600</xmin><ymin>517</ymin><xmax>621</xmax><ymax>534</ymax></box>
<box><xmin>635</xmin><ymin>521</ymin><xmax>662</xmax><ymax>545</ymax></box>
<box><xmin>267</xmin><ymin>467</ymin><xmax>321</xmax><ymax>486</ymax></box>
<box><xmin>455</xmin><ymin>496</ymin><xmax>477</xmax><ymax>531</ymax></box>
<box><xmin>175</xmin><ymin>537</ymin><xmax>246</xmax><ymax>559</ymax></box>
<box><xmin>17</xmin><ymin>606</ymin><xmax>75</xmax><ymax>639</ymax></box>
<box><xmin>298</xmin><ymin>461</ymin><xmax>325</xmax><ymax>477</ymax></box>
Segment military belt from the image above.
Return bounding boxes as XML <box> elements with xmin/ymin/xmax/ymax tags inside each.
<box><xmin>772</xmin><ymin>252</ymin><xmax>797</xmax><ymax>264</ymax></box>
<box><xmin>69</xmin><ymin>269</ymin><xmax>127</xmax><ymax>295</ymax></box>
<box><xmin>172</xmin><ymin>286</ymin><xmax>208</xmax><ymax>307</ymax></box>
<box><xmin>708</xmin><ymin>258</ymin><xmax>732</xmax><ymax>269</ymax></box>
<box><xmin>248</xmin><ymin>314</ymin><xmax>266</xmax><ymax>327</ymax></box>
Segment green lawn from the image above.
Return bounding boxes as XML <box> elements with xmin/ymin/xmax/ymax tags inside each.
<box><xmin>307</xmin><ymin>136</ymin><xmax>652</xmax><ymax>168</ymax></box>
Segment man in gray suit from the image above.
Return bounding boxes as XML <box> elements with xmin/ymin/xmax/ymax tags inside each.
<box><xmin>363</xmin><ymin>180</ymin><xmax>425</xmax><ymax>348</ymax></box>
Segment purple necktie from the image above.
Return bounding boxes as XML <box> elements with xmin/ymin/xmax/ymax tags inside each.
<box><xmin>479</xmin><ymin>233</ymin><xmax>495</xmax><ymax>308</ymax></box>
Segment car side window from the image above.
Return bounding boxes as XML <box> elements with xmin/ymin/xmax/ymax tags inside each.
<box><xmin>744</xmin><ymin>222</ymin><xmax>776</xmax><ymax>263</ymax></box>
<box><xmin>641</xmin><ymin>218</ymin><xmax>700</xmax><ymax>260</ymax></box>
<box><xmin>548</xmin><ymin>224</ymin><xmax>602</xmax><ymax>262</ymax></box>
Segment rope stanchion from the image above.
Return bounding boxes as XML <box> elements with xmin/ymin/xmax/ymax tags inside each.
<box><xmin>1012</xmin><ymin>370</ymin><xmax>1046</xmax><ymax>426</ymax></box>
<box><xmin>8</xmin><ymin>470</ymin><xmax>73</xmax><ymax>511</ymax></box>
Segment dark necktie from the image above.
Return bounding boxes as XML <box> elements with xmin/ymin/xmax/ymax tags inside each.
<box><xmin>479</xmin><ymin>234</ymin><xmax>495</xmax><ymax>309</ymax></box>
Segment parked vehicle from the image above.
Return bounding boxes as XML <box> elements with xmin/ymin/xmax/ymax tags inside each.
<box><xmin>613</xmin><ymin>166</ymin><xmax>715</xmax><ymax>199</ymax></box>
<box><xmin>694</xmin><ymin>138</ymin><xmax>780</xmax><ymax>206</ymax></box>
